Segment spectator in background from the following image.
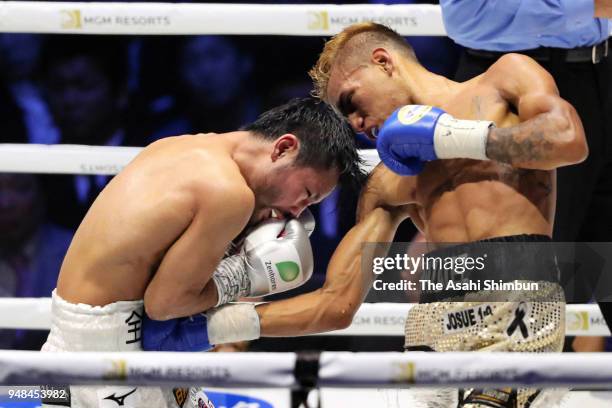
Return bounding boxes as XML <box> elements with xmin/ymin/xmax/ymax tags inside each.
<box><xmin>0</xmin><ymin>35</ymin><xmax>36</xmax><ymax>144</ymax></box>
<box><xmin>439</xmin><ymin>0</ymin><xmax>612</xmax><ymax>349</ymax></box>
<box><xmin>0</xmin><ymin>34</ymin><xmax>59</xmax><ymax>145</ymax></box>
<box><xmin>146</xmin><ymin>36</ymin><xmax>260</xmax><ymax>142</ymax></box>
<box><xmin>39</xmin><ymin>35</ymin><xmax>139</xmax><ymax>230</ymax></box>
<box><xmin>0</xmin><ymin>173</ymin><xmax>72</xmax><ymax>349</ymax></box>
<box><xmin>0</xmin><ymin>79</ymin><xmax>27</xmax><ymax>144</ymax></box>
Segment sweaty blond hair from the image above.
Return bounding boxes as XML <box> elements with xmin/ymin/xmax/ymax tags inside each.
<box><xmin>309</xmin><ymin>22</ymin><xmax>416</xmax><ymax>101</ymax></box>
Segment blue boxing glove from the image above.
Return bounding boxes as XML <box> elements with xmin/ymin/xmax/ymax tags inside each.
<box><xmin>142</xmin><ymin>313</ymin><xmax>213</xmax><ymax>352</ymax></box>
<box><xmin>376</xmin><ymin>105</ymin><xmax>495</xmax><ymax>176</ymax></box>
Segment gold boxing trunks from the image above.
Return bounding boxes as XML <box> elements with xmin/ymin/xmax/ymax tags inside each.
<box><xmin>404</xmin><ymin>235</ymin><xmax>566</xmax><ymax>408</ymax></box>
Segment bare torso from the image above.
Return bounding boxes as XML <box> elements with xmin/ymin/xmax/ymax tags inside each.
<box><xmin>57</xmin><ymin>134</ymin><xmax>251</xmax><ymax>306</ymax></box>
<box><xmin>371</xmin><ymin>76</ymin><xmax>555</xmax><ymax>242</ymax></box>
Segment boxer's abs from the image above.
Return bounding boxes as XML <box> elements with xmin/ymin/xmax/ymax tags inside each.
<box><xmin>416</xmin><ymin>83</ymin><xmax>556</xmax><ymax>242</ymax></box>
<box><xmin>417</xmin><ymin>161</ymin><xmax>554</xmax><ymax>242</ymax></box>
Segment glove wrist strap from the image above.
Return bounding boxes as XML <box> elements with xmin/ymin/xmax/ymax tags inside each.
<box><xmin>207</xmin><ymin>302</ymin><xmax>261</xmax><ymax>344</ymax></box>
<box><xmin>433</xmin><ymin>114</ymin><xmax>494</xmax><ymax>160</ymax></box>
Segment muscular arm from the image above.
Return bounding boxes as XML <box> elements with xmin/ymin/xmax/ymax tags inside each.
<box><xmin>356</xmin><ymin>165</ymin><xmax>417</xmax><ymax>220</ymax></box>
<box><xmin>144</xmin><ymin>179</ymin><xmax>253</xmax><ymax>321</ymax></box>
<box><xmin>485</xmin><ymin>54</ymin><xmax>588</xmax><ymax>170</ymax></box>
<box><xmin>257</xmin><ymin>206</ymin><xmax>406</xmax><ymax>336</ymax></box>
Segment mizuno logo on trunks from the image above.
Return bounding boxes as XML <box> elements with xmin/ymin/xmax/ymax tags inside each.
<box><xmin>103</xmin><ymin>388</ymin><xmax>137</xmax><ymax>406</ymax></box>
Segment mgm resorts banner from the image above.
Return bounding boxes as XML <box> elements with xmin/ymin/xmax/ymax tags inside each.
<box><xmin>363</xmin><ymin>241</ymin><xmax>612</xmax><ymax>304</ymax></box>
<box><xmin>0</xmin><ymin>2</ymin><xmax>445</xmax><ymax>36</ymax></box>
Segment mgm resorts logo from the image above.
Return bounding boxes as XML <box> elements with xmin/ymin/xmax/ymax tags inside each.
<box><xmin>392</xmin><ymin>361</ymin><xmax>415</xmax><ymax>384</ymax></box>
<box><xmin>307</xmin><ymin>10</ymin><xmax>418</xmax><ymax>31</ymax></box>
<box><xmin>102</xmin><ymin>359</ymin><xmax>128</xmax><ymax>381</ymax></box>
<box><xmin>308</xmin><ymin>11</ymin><xmax>329</xmax><ymax>30</ymax></box>
<box><xmin>566</xmin><ymin>311</ymin><xmax>590</xmax><ymax>331</ymax></box>
<box><xmin>60</xmin><ymin>9</ymin><xmax>171</xmax><ymax>29</ymax></box>
<box><xmin>61</xmin><ymin>10</ymin><xmax>82</xmax><ymax>29</ymax></box>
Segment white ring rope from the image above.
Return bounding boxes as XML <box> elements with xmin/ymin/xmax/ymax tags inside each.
<box><xmin>0</xmin><ymin>143</ymin><xmax>381</xmax><ymax>174</ymax></box>
<box><xmin>0</xmin><ymin>350</ymin><xmax>296</xmax><ymax>387</ymax></box>
<box><xmin>2</xmin><ymin>2</ymin><xmax>611</xmax><ymax>37</ymax></box>
<box><xmin>2</xmin><ymin>350</ymin><xmax>612</xmax><ymax>387</ymax></box>
<box><xmin>0</xmin><ymin>299</ymin><xmax>607</xmax><ymax>337</ymax></box>
<box><xmin>0</xmin><ymin>2</ymin><xmax>445</xmax><ymax>36</ymax></box>
<box><xmin>0</xmin><ymin>143</ymin><xmax>141</xmax><ymax>175</ymax></box>
<box><xmin>319</xmin><ymin>352</ymin><xmax>612</xmax><ymax>388</ymax></box>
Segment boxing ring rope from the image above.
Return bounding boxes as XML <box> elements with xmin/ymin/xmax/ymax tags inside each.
<box><xmin>2</xmin><ymin>350</ymin><xmax>612</xmax><ymax>387</ymax></box>
<box><xmin>0</xmin><ymin>1</ymin><xmax>445</xmax><ymax>36</ymax></box>
<box><xmin>2</xmin><ymin>2</ymin><xmax>611</xmax><ymax>38</ymax></box>
<box><xmin>0</xmin><ymin>143</ymin><xmax>382</xmax><ymax>174</ymax></box>
<box><xmin>0</xmin><ymin>299</ymin><xmax>608</xmax><ymax>337</ymax></box>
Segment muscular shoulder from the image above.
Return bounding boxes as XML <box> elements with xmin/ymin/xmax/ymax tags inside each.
<box><xmin>484</xmin><ymin>54</ymin><xmax>557</xmax><ymax>100</ymax></box>
<box><xmin>191</xmin><ymin>155</ymin><xmax>255</xmax><ymax>219</ymax></box>
<box><xmin>137</xmin><ymin>136</ymin><xmax>255</xmax><ymax>224</ymax></box>
<box><xmin>486</xmin><ymin>54</ymin><xmax>549</xmax><ymax>81</ymax></box>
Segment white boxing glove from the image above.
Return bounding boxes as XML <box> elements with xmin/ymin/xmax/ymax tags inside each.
<box><xmin>212</xmin><ymin>211</ymin><xmax>314</xmax><ymax>306</ymax></box>
<box><xmin>244</xmin><ymin>208</ymin><xmax>315</xmax><ymax>243</ymax></box>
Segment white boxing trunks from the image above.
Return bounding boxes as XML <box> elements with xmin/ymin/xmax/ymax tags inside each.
<box><xmin>40</xmin><ymin>290</ymin><xmax>195</xmax><ymax>408</ymax></box>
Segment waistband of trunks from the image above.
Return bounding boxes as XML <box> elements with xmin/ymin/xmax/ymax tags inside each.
<box><xmin>419</xmin><ymin>234</ymin><xmax>560</xmax><ymax>303</ymax></box>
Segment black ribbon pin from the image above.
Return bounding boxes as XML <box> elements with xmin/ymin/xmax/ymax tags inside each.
<box><xmin>506</xmin><ymin>302</ymin><xmax>529</xmax><ymax>339</ymax></box>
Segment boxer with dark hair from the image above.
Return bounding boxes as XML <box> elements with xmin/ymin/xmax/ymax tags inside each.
<box><xmin>41</xmin><ymin>97</ymin><xmax>361</xmax><ymax>408</ymax></box>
